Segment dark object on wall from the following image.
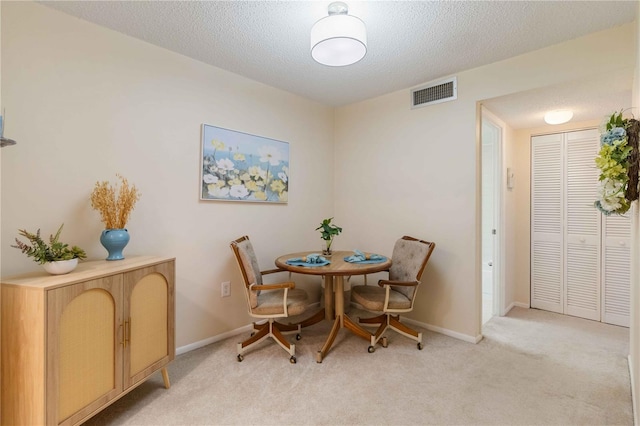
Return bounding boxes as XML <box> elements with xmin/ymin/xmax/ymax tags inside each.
<box><xmin>625</xmin><ymin>119</ymin><xmax>640</xmax><ymax>202</ymax></box>
<box><xmin>0</xmin><ymin>114</ymin><xmax>16</xmax><ymax>147</ymax></box>
<box><xmin>0</xmin><ymin>137</ymin><xmax>16</xmax><ymax>148</ymax></box>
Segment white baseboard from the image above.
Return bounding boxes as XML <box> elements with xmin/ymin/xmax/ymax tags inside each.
<box><xmin>353</xmin><ymin>302</ymin><xmax>481</xmax><ymax>344</ymax></box>
<box><xmin>176</xmin><ymin>324</ymin><xmax>253</xmax><ymax>356</ymax></box>
<box><xmin>503</xmin><ymin>301</ymin><xmax>529</xmax><ymax>315</ymax></box>
<box><xmin>503</xmin><ymin>303</ymin><xmax>515</xmax><ymax>316</ymax></box>
<box><xmin>402</xmin><ymin>317</ymin><xmax>482</xmax><ymax>344</ymax></box>
<box><xmin>177</xmin><ymin>304</ymin><xmax>485</xmax><ymax>356</ymax></box>
<box><xmin>175</xmin><ymin>302</ymin><xmax>324</xmax><ymax>356</ymax></box>
<box><xmin>629</xmin><ymin>355</ymin><xmax>638</xmax><ymax>426</ymax></box>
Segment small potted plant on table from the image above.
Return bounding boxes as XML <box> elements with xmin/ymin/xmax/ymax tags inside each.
<box><xmin>12</xmin><ymin>224</ymin><xmax>87</xmax><ymax>275</ymax></box>
<box><xmin>316</xmin><ymin>217</ymin><xmax>342</xmax><ymax>256</ymax></box>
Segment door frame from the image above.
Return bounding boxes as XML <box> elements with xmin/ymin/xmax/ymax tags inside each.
<box><xmin>481</xmin><ymin>107</ymin><xmax>506</xmax><ymax>318</ymax></box>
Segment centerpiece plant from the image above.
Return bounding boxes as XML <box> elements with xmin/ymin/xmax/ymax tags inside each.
<box><xmin>316</xmin><ymin>217</ymin><xmax>342</xmax><ymax>255</ymax></box>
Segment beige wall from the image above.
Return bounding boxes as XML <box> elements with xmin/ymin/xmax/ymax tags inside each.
<box><xmin>503</xmin><ymin>118</ymin><xmax>517</xmax><ymax>312</ymax></box>
<box><xmin>0</xmin><ymin>2</ymin><xmax>334</xmax><ymax>348</ymax></box>
<box><xmin>631</xmin><ymin>2</ymin><xmax>640</xmax><ymax>423</ymax></box>
<box><xmin>334</xmin><ymin>24</ymin><xmax>636</xmax><ymax>340</ymax></box>
<box><xmin>1</xmin><ymin>2</ymin><xmax>637</xmax><ymax>350</ymax></box>
<box><xmin>0</xmin><ymin>3</ymin><xmax>3</xmax><ymax>418</ymax></box>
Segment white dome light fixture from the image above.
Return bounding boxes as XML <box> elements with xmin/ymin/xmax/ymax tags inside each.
<box><xmin>544</xmin><ymin>109</ymin><xmax>574</xmax><ymax>125</ymax></box>
<box><xmin>310</xmin><ymin>2</ymin><xmax>367</xmax><ymax>67</ymax></box>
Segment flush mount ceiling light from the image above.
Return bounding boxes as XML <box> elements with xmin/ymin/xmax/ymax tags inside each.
<box><xmin>544</xmin><ymin>110</ymin><xmax>573</xmax><ymax>125</ymax></box>
<box><xmin>310</xmin><ymin>2</ymin><xmax>367</xmax><ymax>67</ymax></box>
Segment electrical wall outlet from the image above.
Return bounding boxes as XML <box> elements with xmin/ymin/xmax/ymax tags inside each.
<box><xmin>221</xmin><ymin>281</ymin><xmax>231</xmax><ymax>298</ymax></box>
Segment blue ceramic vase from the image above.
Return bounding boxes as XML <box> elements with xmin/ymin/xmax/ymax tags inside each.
<box><xmin>100</xmin><ymin>228</ymin><xmax>130</xmax><ymax>261</ymax></box>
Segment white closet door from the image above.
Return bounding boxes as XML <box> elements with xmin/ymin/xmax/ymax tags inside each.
<box><xmin>531</xmin><ymin>134</ymin><xmax>563</xmax><ymax>313</ymax></box>
<box><xmin>564</xmin><ymin>129</ymin><xmax>601</xmax><ymax>321</ymax></box>
<box><xmin>602</xmin><ymin>213</ymin><xmax>630</xmax><ymax>326</ymax></box>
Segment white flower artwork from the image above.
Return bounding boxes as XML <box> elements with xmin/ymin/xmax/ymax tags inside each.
<box><xmin>200</xmin><ymin>124</ymin><xmax>289</xmax><ymax>203</ymax></box>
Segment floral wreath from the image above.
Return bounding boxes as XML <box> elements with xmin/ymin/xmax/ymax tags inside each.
<box><xmin>594</xmin><ymin>110</ymin><xmax>640</xmax><ymax>215</ymax></box>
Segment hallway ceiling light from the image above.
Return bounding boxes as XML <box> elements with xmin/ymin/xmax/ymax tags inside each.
<box><xmin>310</xmin><ymin>2</ymin><xmax>367</xmax><ymax>67</ymax></box>
<box><xmin>544</xmin><ymin>110</ymin><xmax>573</xmax><ymax>125</ymax></box>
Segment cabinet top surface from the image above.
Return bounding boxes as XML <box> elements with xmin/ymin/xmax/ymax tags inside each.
<box><xmin>2</xmin><ymin>256</ymin><xmax>175</xmax><ymax>290</ymax></box>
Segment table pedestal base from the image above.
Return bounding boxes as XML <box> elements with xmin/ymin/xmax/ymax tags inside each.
<box><xmin>315</xmin><ymin>275</ymin><xmax>373</xmax><ymax>363</ymax></box>
<box><xmin>293</xmin><ymin>307</ymin><xmax>326</xmax><ymax>329</ymax></box>
<box><xmin>275</xmin><ymin>252</ymin><xmax>391</xmax><ymax>363</ymax></box>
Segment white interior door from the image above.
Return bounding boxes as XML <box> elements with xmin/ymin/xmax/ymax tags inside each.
<box><xmin>531</xmin><ymin>129</ymin><xmax>629</xmax><ymax>325</ymax></box>
<box><xmin>481</xmin><ymin>122</ymin><xmax>498</xmax><ymax>323</ymax></box>
<box><xmin>602</xmin><ymin>213</ymin><xmax>631</xmax><ymax>326</ymax></box>
<box><xmin>564</xmin><ymin>129</ymin><xmax>601</xmax><ymax>321</ymax></box>
<box><xmin>531</xmin><ymin>133</ymin><xmax>563</xmax><ymax>314</ymax></box>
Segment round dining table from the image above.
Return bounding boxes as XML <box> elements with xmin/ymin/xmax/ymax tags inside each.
<box><xmin>275</xmin><ymin>250</ymin><xmax>391</xmax><ymax>363</ymax></box>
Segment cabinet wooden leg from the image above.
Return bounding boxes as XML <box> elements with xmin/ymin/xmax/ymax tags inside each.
<box><xmin>161</xmin><ymin>367</ymin><xmax>170</xmax><ymax>389</ymax></box>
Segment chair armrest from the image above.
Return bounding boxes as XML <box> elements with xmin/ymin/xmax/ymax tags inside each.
<box><xmin>378</xmin><ymin>279</ymin><xmax>419</xmax><ymax>288</ymax></box>
<box><xmin>359</xmin><ymin>268</ymin><xmax>390</xmax><ymax>286</ymax></box>
<box><xmin>252</xmin><ymin>282</ymin><xmax>295</xmax><ymax>291</ymax></box>
<box><xmin>261</xmin><ymin>268</ymin><xmax>286</xmax><ymax>275</ymax></box>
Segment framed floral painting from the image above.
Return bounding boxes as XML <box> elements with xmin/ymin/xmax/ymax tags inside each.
<box><xmin>200</xmin><ymin>124</ymin><xmax>289</xmax><ymax>203</ymax></box>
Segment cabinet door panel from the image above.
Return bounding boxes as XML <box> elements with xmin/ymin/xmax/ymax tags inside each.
<box><xmin>124</xmin><ymin>261</ymin><xmax>175</xmax><ymax>388</ymax></box>
<box><xmin>47</xmin><ymin>275</ymin><xmax>123</xmax><ymax>426</ymax></box>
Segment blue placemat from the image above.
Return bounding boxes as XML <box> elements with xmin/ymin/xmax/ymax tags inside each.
<box><xmin>344</xmin><ymin>249</ymin><xmax>387</xmax><ymax>264</ymax></box>
<box><xmin>286</xmin><ymin>254</ymin><xmax>330</xmax><ymax>267</ymax></box>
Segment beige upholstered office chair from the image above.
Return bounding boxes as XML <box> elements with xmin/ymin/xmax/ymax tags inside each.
<box><xmin>230</xmin><ymin>235</ymin><xmax>309</xmax><ymax>363</ymax></box>
<box><xmin>351</xmin><ymin>236</ymin><xmax>435</xmax><ymax>352</ymax></box>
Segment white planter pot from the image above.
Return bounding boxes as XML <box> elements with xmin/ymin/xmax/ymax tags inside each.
<box><xmin>42</xmin><ymin>258</ymin><xmax>78</xmax><ymax>275</ymax></box>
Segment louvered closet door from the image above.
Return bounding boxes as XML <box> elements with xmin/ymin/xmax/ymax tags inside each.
<box><xmin>564</xmin><ymin>129</ymin><xmax>601</xmax><ymax>321</ymax></box>
<box><xmin>602</xmin><ymin>213</ymin><xmax>630</xmax><ymax>326</ymax></box>
<box><xmin>531</xmin><ymin>133</ymin><xmax>563</xmax><ymax>313</ymax></box>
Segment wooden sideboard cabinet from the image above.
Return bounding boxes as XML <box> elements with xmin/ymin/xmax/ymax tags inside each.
<box><xmin>1</xmin><ymin>256</ymin><xmax>175</xmax><ymax>426</ymax></box>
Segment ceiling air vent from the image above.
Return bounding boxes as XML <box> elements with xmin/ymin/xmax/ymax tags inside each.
<box><xmin>411</xmin><ymin>77</ymin><xmax>457</xmax><ymax>109</ymax></box>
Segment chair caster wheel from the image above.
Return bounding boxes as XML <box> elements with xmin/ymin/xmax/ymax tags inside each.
<box><xmin>368</xmin><ymin>345</ymin><xmax>375</xmax><ymax>353</ymax></box>
<box><xmin>290</xmin><ymin>356</ymin><xmax>297</xmax><ymax>364</ymax></box>
<box><xmin>237</xmin><ymin>354</ymin><xmax>244</xmax><ymax>362</ymax></box>
<box><xmin>296</xmin><ymin>333</ymin><xmax>302</xmax><ymax>340</ymax></box>
<box><xmin>382</xmin><ymin>337</ymin><xmax>388</xmax><ymax>348</ymax></box>
<box><xmin>417</xmin><ymin>342</ymin><xmax>423</xmax><ymax>350</ymax></box>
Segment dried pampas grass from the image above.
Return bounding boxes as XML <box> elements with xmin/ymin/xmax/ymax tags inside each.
<box><xmin>90</xmin><ymin>174</ymin><xmax>141</xmax><ymax>229</ymax></box>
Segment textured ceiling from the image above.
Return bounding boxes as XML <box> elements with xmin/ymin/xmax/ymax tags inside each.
<box><xmin>483</xmin><ymin>67</ymin><xmax>635</xmax><ymax>129</ymax></box>
<box><xmin>39</xmin><ymin>1</ymin><xmax>637</xmax><ymax>128</ymax></box>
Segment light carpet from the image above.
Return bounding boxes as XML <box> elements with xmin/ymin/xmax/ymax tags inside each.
<box><xmin>85</xmin><ymin>307</ymin><xmax>632</xmax><ymax>425</ymax></box>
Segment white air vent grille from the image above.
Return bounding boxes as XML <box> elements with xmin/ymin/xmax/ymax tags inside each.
<box><xmin>411</xmin><ymin>77</ymin><xmax>457</xmax><ymax>108</ymax></box>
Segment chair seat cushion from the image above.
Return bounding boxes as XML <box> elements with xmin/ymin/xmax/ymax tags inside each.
<box><xmin>351</xmin><ymin>285</ymin><xmax>412</xmax><ymax>311</ymax></box>
<box><xmin>254</xmin><ymin>288</ymin><xmax>308</xmax><ymax>316</ymax></box>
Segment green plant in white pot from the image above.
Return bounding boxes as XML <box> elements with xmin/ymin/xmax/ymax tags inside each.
<box><xmin>316</xmin><ymin>217</ymin><xmax>342</xmax><ymax>255</ymax></box>
<box><xmin>12</xmin><ymin>224</ymin><xmax>87</xmax><ymax>274</ymax></box>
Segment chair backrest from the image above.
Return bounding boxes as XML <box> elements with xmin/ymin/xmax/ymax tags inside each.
<box><xmin>388</xmin><ymin>236</ymin><xmax>435</xmax><ymax>300</ymax></box>
<box><xmin>230</xmin><ymin>235</ymin><xmax>263</xmax><ymax>308</ymax></box>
